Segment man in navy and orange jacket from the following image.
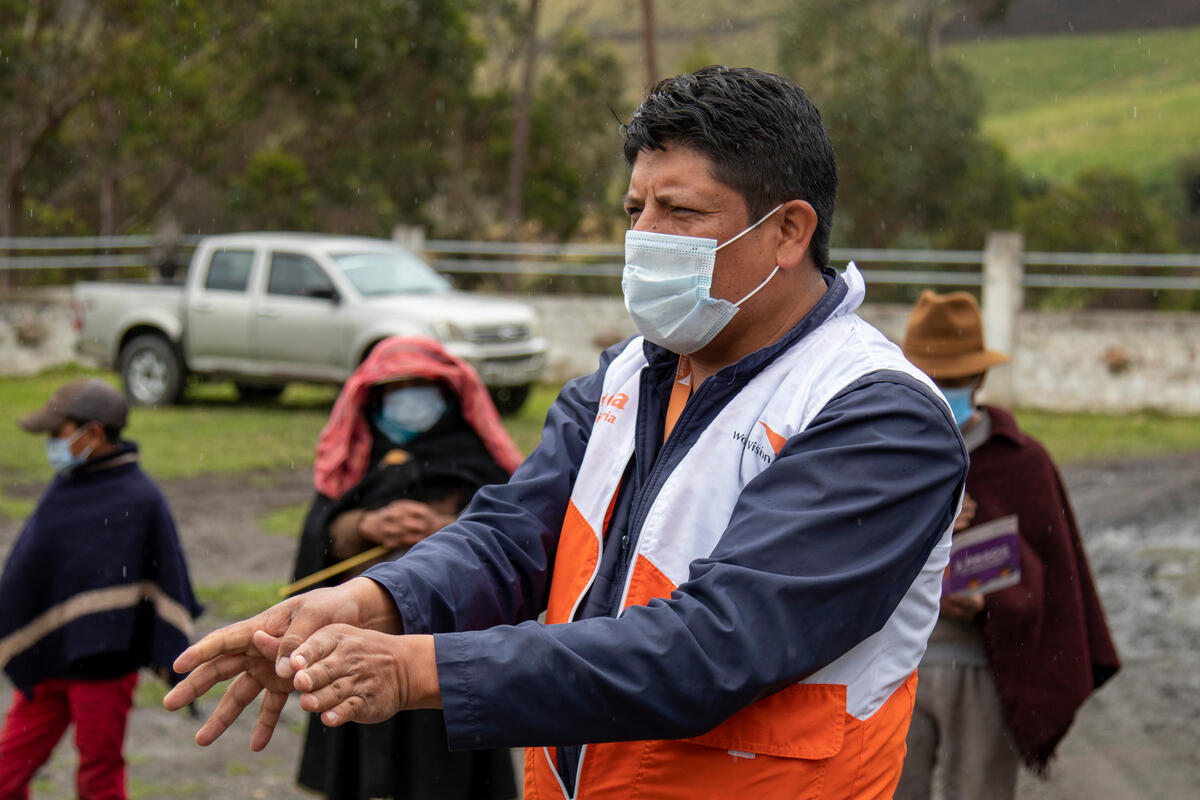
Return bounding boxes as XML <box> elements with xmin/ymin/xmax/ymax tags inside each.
<box><xmin>166</xmin><ymin>67</ymin><xmax>967</xmax><ymax>800</ymax></box>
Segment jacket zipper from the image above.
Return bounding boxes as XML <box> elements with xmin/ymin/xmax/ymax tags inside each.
<box><xmin>610</xmin><ymin>369</ymin><xmax>716</xmax><ymax>614</ymax></box>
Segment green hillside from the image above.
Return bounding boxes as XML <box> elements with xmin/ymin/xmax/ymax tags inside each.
<box><xmin>949</xmin><ymin>26</ymin><xmax>1200</xmax><ymax>191</ymax></box>
<box><xmin>538</xmin><ymin>4</ymin><xmax>1197</xmax><ymax>195</ymax></box>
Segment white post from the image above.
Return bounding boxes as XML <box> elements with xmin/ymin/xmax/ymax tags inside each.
<box><xmin>981</xmin><ymin>231</ymin><xmax>1024</xmax><ymax>407</ymax></box>
<box><xmin>392</xmin><ymin>224</ymin><xmax>426</xmax><ymax>256</ymax></box>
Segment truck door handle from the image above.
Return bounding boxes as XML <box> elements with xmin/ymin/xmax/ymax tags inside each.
<box><xmin>256</xmin><ymin>308</ymin><xmax>279</xmax><ymax>318</ymax></box>
<box><xmin>192</xmin><ymin>302</ymin><xmax>214</xmax><ymax>312</ymax></box>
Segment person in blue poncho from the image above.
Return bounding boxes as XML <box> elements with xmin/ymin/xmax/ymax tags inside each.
<box><xmin>0</xmin><ymin>378</ymin><xmax>202</xmax><ymax>800</ymax></box>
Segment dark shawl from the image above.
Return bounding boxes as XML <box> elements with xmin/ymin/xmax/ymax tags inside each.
<box><xmin>292</xmin><ymin>406</ymin><xmax>515</xmax><ymax>800</ymax></box>
<box><xmin>293</xmin><ymin>404</ymin><xmax>511</xmax><ymax>585</ymax></box>
<box><xmin>970</xmin><ymin>406</ymin><xmax>1120</xmax><ymax>771</ymax></box>
<box><xmin>0</xmin><ymin>443</ymin><xmax>202</xmax><ymax>695</ymax></box>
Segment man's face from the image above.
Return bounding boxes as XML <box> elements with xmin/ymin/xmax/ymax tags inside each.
<box><xmin>934</xmin><ymin>374</ymin><xmax>983</xmax><ymax>392</ymax></box>
<box><xmin>51</xmin><ymin>420</ymin><xmax>101</xmax><ymax>459</ymax></box>
<box><xmin>934</xmin><ymin>373</ymin><xmax>985</xmax><ymax>410</ymax></box>
<box><xmin>624</xmin><ymin>145</ymin><xmax>778</xmax><ymax>311</ymax></box>
<box><xmin>374</xmin><ymin>377</ymin><xmax>447</xmax><ymax>411</ymax></box>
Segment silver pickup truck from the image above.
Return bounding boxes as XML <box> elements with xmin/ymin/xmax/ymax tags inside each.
<box><xmin>73</xmin><ymin>232</ymin><xmax>547</xmax><ymax>413</ymax></box>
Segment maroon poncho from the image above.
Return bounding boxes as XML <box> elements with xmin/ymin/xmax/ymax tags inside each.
<box><xmin>969</xmin><ymin>406</ymin><xmax>1120</xmax><ymax>772</ymax></box>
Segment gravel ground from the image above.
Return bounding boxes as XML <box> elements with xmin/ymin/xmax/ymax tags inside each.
<box><xmin>1</xmin><ymin>454</ymin><xmax>1198</xmax><ymax>799</ymax></box>
<box><xmin>1015</xmin><ymin>454</ymin><xmax>1200</xmax><ymax>799</ymax></box>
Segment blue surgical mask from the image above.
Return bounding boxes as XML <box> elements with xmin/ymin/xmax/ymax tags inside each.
<box><xmin>941</xmin><ymin>386</ymin><xmax>975</xmax><ymax>429</ymax></box>
<box><xmin>373</xmin><ymin>385</ymin><xmax>447</xmax><ymax>445</ymax></box>
<box><xmin>45</xmin><ymin>427</ymin><xmax>92</xmax><ymax>474</ymax></box>
<box><xmin>622</xmin><ymin>203</ymin><xmax>785</xmax><ymax>354</ymax></box>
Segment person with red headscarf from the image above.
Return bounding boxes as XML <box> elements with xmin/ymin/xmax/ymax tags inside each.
<box><xmin>291</xmin><ymin>336</ymin><xmax>520</xmax><ymax>800</ymax></box>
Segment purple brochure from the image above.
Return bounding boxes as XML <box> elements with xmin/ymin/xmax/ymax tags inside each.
<box><xmin>944</xmin><ymin>514</ymin><xmax>1021</xmax><ymax>597</ymax></box>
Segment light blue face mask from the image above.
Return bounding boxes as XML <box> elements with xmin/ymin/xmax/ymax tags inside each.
<box><xmin>621</xmin><ymin>203</ymin><xmax>785</xmax><ymax>354</ymax></box>
<box><xmin>941</xmin><ymin>386</ymin><xmax>976</xmax><ymax>428</ymax></box>
<box><xmin>374</xmin><ymin>385</ymin><xmax>447</xmax><ymax>445</ymax></box>
<box><xmin>46</xmin><ymin>427</ymin><xmax>92</xmax><ymax>475</ymax></box>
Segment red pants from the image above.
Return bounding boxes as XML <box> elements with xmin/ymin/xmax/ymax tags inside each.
<box><xmin>0</xmin><ymin>672</ymin><xmax>138</xmax><ymax>800</ymax></box>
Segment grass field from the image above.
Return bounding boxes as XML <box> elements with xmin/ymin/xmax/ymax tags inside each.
<box><xmin>949</xmin><ymin>26</ymin><xmax>1200</xmax><ymax>191</ymax></box>
<box><xmin>1014</xmin><ymin>407</ymin><xmax>1200</xmax><ymax>464</ymax></box>
<box><xmin>0</xmin><ymin>367</ymin><xmax>555</xmax><ymax>519</ymax></box>
<box><xmin>2</xmin><ymin>366</ymin><xmax>1198</xmax><ymax>508</ymax></box>
<box><xmin>0</xmin><ymin>366</ymin><xmax>555</xmax><ymax>488</ymax></box>
<box><xmin>0</xmin><ymin>366</ymin><xmax>334</xmax><ymax>487</ymax></box>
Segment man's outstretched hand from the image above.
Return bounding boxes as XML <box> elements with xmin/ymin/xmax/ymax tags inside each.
<box><xmin>163</xmin><ymin>577</ymin><xmax>402</xmax><ymax>750</ymax></box>
<box><xmin>264</xmin><ymin>625</ymin><xmax>439</xmax><ymax>727</ymax></box>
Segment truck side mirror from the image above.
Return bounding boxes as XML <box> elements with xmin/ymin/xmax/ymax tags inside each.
<box><xmin>306</xmin><ymin>286</ymin><xmax>340</xmax><ymax>303</ymax></box>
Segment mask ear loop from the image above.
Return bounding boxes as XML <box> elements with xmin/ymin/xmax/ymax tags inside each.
<box><xmin>734</xmin><ymin>265</ymin><xmax>781</xmax><ymax>307</ymax></box>
<box><xmin>68</xmin><ymin>423</ymin><xmax>96</xmax><ymax>461</ymax></box>
<box><xmin>716</xmin><ymin>202</ymin><xmax>786</xmax><ymax>307</ymax></box>
<box><xmin>714</xmin><ymin>202</ymin><xmax>786</xmax><ymax>252</ymax></box>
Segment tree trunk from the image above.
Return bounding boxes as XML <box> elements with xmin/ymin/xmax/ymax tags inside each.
<box><xmin>920</xmin><ymin>0</ymin><xmax>941</xmax><ymax>66</ymax></box>
<box><xmin>1</xmin><ymin>133</ymin><xmax>21</xmax><ymax>290</ymax></box>
<box><xmin>641</xmin><ymin>0</ymin><xmax>658</xmax><ymax>97</ymax></box>
<box><xmin>503</xmin><ymin>0</ymin><xmax>540</xmax><ymax>291</ymax></box>
<box><xmin>505</xmin><ymin>0</ymin><xmax>540</xmax><ymax>238</ymax></box>
<box><xmin>97</xmin><ymin>98</ymin><xmax>121</xmax><ymax>278</ymax></box>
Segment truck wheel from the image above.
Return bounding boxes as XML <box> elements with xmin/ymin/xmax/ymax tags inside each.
<box><xmin>120</xmin><ymin>334</ymin><xmax>185</xmax><ymax>406</ymax></box>
<box><xmin>235</xmin><ymin>382</ymin><xmax>286</xmax><ymax>403</ymax></box>
<box><xmin>488</xmin><ymin>384</ymin><xmax>531</xmax><ymax>416</ymax></box>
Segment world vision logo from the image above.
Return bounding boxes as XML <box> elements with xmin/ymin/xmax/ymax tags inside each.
<box><xmin>596</xmin><ymin>392</ymin><xmax>629</xmax><ymax>424</ymax></box>
<box><xmin>731</xmin><ymin>420</ymin><xmax>787</xmax><ymax>463</ymax></box>
<box><xmin>758</xmin><ymin>421</ymin><xmax>786</xmax><ymax>454</ymax></box>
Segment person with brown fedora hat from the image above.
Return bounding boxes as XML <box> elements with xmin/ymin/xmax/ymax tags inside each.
<box><xmin>0</xmin><ymin>378</ymin><xmax>201</xmax><ymax>799</ymax></box>
<box><xmin>902</xmin><ymin>290</ymin><xmax>1010</xmax><ymax>376</ymax></box>
<box><xmin>896</xmin><ymin>291</ymin><xmax>1120</xmax><ymax>800</ymax></box>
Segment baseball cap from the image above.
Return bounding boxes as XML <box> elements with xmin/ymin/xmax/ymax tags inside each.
<box><xmin>17</xmin><ymin>379</ymin><xmax>129</xmax><ymax>434</ymax></box>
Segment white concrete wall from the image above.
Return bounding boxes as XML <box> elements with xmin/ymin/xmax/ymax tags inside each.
<box><xmin>4</xmin><ymin>290</ymin><xmax>1199</xmax><ymax>414</ymax></box>
<box><xmin>523</xmin><ymin>295</ymin><xmax>638</xmax><ymax>380</ymax></box>
<box><xmin>0</xmin><ymin>288</ymin><xmax>78</xmax><ymax>376</ymax></box>
<box><xmin>1010</xmin><ymin>310</ymin><xmax>1200</xmax><ymax>414</ymax></box>
<box><xmin>856</xmin><ymin>303</ymin><xmax>1200</xmax><ymax>414</ymax></box>
<box><xmin>529</xmin><ymin>297</ymin><xmax>1200</xmax><ymax>415</ymax></box>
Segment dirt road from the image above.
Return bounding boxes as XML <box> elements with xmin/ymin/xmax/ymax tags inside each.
<box><xmin>1</xmin><ymin>454</ymin><xmax>1198</xmax><ymax>798</ymax></box>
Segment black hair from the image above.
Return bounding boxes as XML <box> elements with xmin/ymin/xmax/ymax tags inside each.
<box><xmin>69</xmin><ymin>417</ymin><xmax>122</xmax><ymax>444</ymax></box>
<box><xmin>622</xmin><ymin>65</ymin><xmax>838</xmax><ymax>268</ymax></box>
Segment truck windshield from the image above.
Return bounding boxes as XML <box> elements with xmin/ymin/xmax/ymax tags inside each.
<box><xmin>331</xmin><ymin>251</ymin><xmax>450</xmax><ymax>296</ymax></box>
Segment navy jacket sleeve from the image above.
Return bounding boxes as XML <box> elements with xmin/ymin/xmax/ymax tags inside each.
<box><xmin>433</xmin><ymin>374</ymin><xmax>966</xmax><ymax>749</ymax></box>
<box><xmin>362</xmin><ymin>346</ymin><xmax>611</xmax><ymax>634</ymax></box>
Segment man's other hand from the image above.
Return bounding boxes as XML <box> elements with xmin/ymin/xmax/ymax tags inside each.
<box><xmin>262</xmin><ymin>626</ymin><xmax>440</xmax><ymax>727</ymax></box>
<box><xmin>941</xmin><ymin>592</ymin><xmax>985</xmax><ymax>620</ymax></box>
<box><xmin>360</xmin><ymin>499</ymin><xmax>444</xmax><ymax>548</ymax></box>
<box><xmin>954</xmin><ymin>492</ymin><xmax>977</xmax><ymax>532</ymax></box>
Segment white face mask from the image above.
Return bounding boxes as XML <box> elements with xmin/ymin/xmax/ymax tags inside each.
<box><xmin>45</xmin><ymin>426</ymin><xmax>92</xmax><ymax>474</ymax></box>
<box><xmin>622</xmin><ymin>203</ymin><xmax>784</xmax><ymax>354</ymax></box>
